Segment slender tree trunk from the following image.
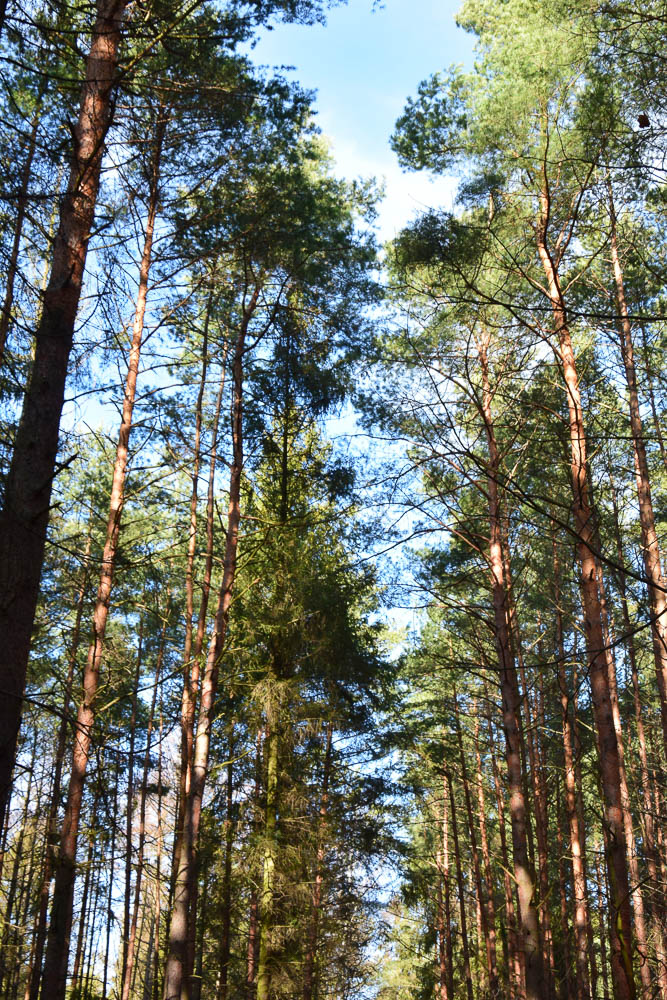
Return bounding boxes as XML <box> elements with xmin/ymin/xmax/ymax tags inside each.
<box><xmin>171</xmin><ymin>328</ymin><xmax>228</xmax><ymax>994</ymax></box>
<box><xmin>537</xmin><ymin>184</ymin><xmax>636</xmax><ymax>1000</ymax></box>
<box><xmin>40</xmin><ymin>108</ymin><xmax>164</xmax><ymax>1000</ymax></box>
<box><xmin>256</xmin><ymin>710</ymin><xmax>279</xmax><ymax>1000</ymax></box>
<box><xmin>553</xmin><ymin>529</ymin><xmax>592</xmax><ymax>1000</ymax></box>
<box><xmin>440</xmin><ymin>771</ymin><xmax>454</xmax><ymax>1000</ymax></box>
<box><xmin>70</xmin><ymin>811</ymin><xmax>97</xmax><ymax>992</ymax></box>
<box><xmin>246</xmin><ymin>730</ymin><xmax>263</xmax><ymax>1000</ymax></box>
<box><xmin>454</xmin><ymin>689</ymin><xmax>498</xmax><ymax>995</ymax></box>
<box><xmin>28</xmin><ymin>533</ymin><xmax>91</xmax><ymax>1000</ymax></box>
<box><xmin>121</xmin><ymin>602</ymin><xmax>169</xmax><ymax>1000</ymax></box>
<box><xmin>487</xmin><ymin>708</ymin><xmax>522</xmax><ymax>1000</ymax></box>
<box><xmin>448</xmin><ymin>771</ymin><xmax>474</xmax><ymax>1000</ymax></box>
<box><xmin>0</xmin><ymin>0</ymin><xmax>128</xmax><ymax>829</ymax></box>
<box><xmin>102</xmin><ymin>756</ymin><xmax>120</xmax><ymax>1000</ymax></box>
<box><xmin>473</xmin><ymin>709</ymin><xmax>500</xmax><ymax>999</ymax></box>
<box><xmin>0</xmin><ymin>732</ymin><xmax>36</xmax><ymax>995</ymax></box>
<box><xmin>122</xmin><ymin>616</ymin><xmax>145</xmax><ymax>986</ymax></box>
<box><xmin>595</xmin><ymin>850</ymin><xmax>612</xmax><ymax>1000</ymax></box>
<box><xmin>163</xmin><ymin>287</ymin><xmax>259</xmax><ymax>1000</ymax></box>
<box><xmin>303</xmin><ymin>721</ymin><xmax>333</xmax><ymax>1000</ymax></box>
<box><xmin>0</xmin><ymin>98</ymin><xmax>42</xmax><ymax>364</ymax></box>
<box><xmin>217</xmin><ymin>731</ymin><xmax>235</xmax><ymax>1000</ymax></box>
<box><xmin>556</xmin><ymin>783</ymin><xmax>575</xmax><ymax>1000</ymax></box>
<box><xmin>607</xmin><ymin>178</ymin><xmax>667</xmax><ymax>760</ymax></box>
<box><xmin>477</xmin><ymin>332</ymin><xmax>543</xmax><ymax>1000</ymax></box>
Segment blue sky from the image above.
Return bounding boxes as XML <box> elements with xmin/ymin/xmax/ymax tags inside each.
<box><xmin>249</xmin><ymin>0</ymin><xmax>475</xmax><ymax>239</ymax></box>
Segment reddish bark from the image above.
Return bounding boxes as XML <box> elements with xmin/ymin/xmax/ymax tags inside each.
<box><xmin>0</xmin><ymin>0</ymin><xmax>128</xmax><ymax>831</ymax></box>
<box><xmin>477</xmin><ymin>331</ymin><xmax>543</xmax><ymax>1000</ymax></box>
<box><xmin>607</xmin><ymin>178</ymin><xmax>667</xmax><ymax>761</ymax></box>
<box><xmin>40</xmin><ymin>105</ymin><xmax>163</xmax><ymax>1000</ymax></box>
<box><xmin>447</xmin><ymin>771</ymin><xmax>474</xmax><ymax>1000</ymax></box>
<box><xmin>163</xmin><ymin>286</ymin><xmax>260</xmax><ymax>1000</ymax></box>
<box><xmin>536</xmin><ymin>179</ymin><xmax>636</xmax><ymax>1000</ymax></box>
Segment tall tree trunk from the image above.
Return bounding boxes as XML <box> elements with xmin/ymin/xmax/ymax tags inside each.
<box><xmin>163</xmin><ymin>286</ymin><xmax>259</xmax><ymax>1000</ymax></box>
<box><xmin>28</xmin><ymin>533</ymin><xmax>91</xmax><ymax>1000</ymax></box>
<box><xmin>607</xmin><ymin>178</ymin><xmax>667</xmax><ymax>761</ymax></box>
<box><xmin>121</xmin><ymin>601</ymin><xmax>169</xmax><ymax>1000</ymax></box>
<box><xmin>102</xmin><ymin>756</ymin><xmax>120</xmax><ymax>1000</ymax></box>
<box><xmin>40</xmin><ymin>108</ymin><xmax>164</xmax><ymax>1000</ymax></box>
<box><xmin>171</xmin><ymin>327</ymin><xmax>227</xmax><ymax>991</ymax></box>
<box><xmin>447</xmin><ymin>770</ymin><xmax>474</xmax><ymax>1000</ymax></box>
<box><xmin>454</xmin><ymin>688</ymin><xmax>498</xmax><ymax>996</ymax></box>
<box><xmin>537</xmin><ymin>182</ymin><xmax>636</xmax><ymax>1000</ymax></box>
<box><xmin>0</xmin><ymin>98</ymin><xmax>42</xmax><ymax>365</ymax></box>
<box><xmin>122</xmin><ymin>615</ymin><xmax>145</xmax><ymax>986</ymax></box>
<box><xmin>256</xmin><ymin>709</ymin><xmax>279</xmax><ymax>1000</ymax></box>
<box><xmin>487</xmin><ymin>706</ymin><xmax>522</xmax><ymax>1000</ymax></box>
<box><xmin>0</xmin><ymin>731</ymin><xmax>36</xmax><ymax>995</ymax></box>
<box><xmin>553</xmin><ymin>528</ymin><xmax>592</xmax><ymax>1000</ymax></box>
<box><xmin>217</xmin><ymin>731</ymin><xmax>235</xmax><ymax>1000</ymax></box>
<box><xmin>473</xmin><ymin>708</ymin><xmax>499</xmax><ymax>999</ymax></box>
<box><xmin>0</xmin><ymin>0</ymin><xmax>128</xmax><ymax>829</ymax></box>
<box><xmin>246</xmin><ymin>730</ymin><xmax>263</xmax><ymax>1000</ymax></box>
<box><xmin>477</xmin><ymin>332</ymin><xmax>543</xmax><ymax>1000</ymax></box>
<box><xmin>302</xmin><ymin>721</ymin><xmax>333</xmax><ymax>1000</ymax></box>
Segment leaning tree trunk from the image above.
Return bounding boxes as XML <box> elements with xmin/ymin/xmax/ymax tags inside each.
<box><xmin>0</xmin><ymin>0</ymin><xmax>128</xmax><ymax>831</ymax></box>
<box><xmin>39</xmin><ymin>110</ymin><xmax>164</xmax><ymax>1000</ymax></box>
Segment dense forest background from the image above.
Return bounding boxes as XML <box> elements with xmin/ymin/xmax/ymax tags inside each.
<box><xmin>0</xmin><ymin>2</ymin><xmax>665</xmax><ymax>1000</ymax></box>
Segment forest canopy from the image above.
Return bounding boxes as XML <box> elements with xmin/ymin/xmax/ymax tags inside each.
<box><xmin>0</xmin><ymin>2</ymin><xmax>665</xmax><ymax>1000</ymax></box>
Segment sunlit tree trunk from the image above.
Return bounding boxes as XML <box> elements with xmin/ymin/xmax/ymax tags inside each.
<box><xmin>448</xmin><ymin>771</ymin><xmax>474</xmax><ymax>1000</ymax></box>
<box><xmin>477</xmin><ymin>331</ymin><xmax>543</xmax><ymax>1000</ymax></box>
<box><xmin>536</xmin><ymin>178</ymin><xmax>635</xmax><ymax>1000</ymax></box>
<box><xmin>40</xmin><ymin>108</ymin><xmax>164</xmax><ymax>1000</ymax></box>
<box><xmin>0</xmin><ymin>0</ymin><xmax>128</xmax><ymax>829</ymax></box>
<box><xmin>163</xmin><ymin>286</ymin><xmax>259</xmax><ymax>1000</ymax></box>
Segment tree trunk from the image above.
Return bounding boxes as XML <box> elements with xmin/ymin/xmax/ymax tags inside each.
<box><xmin>477</xmin><ymin>332</ymin><xmax>543</xmax><ymax>1000</ymax></box>
<box><xmin>40</xmin><ymin>106</ymin><xmax>164</xmax><ymax>1000</ymax></box>
<box><xmin>120</xmin><ymin>601</ymin><xmax>169</xmax><ymax>1000</ymax></box>
<box><xmin>607</xmin><ymin>177</ymin><xmax>667</xmax><ymax>761</ymax></box>
<box><xmin>303</xmin><ymin>721</ymin><xmax>333</xmax><ymax>1000</ymax></box>
<box><xmin>256</xmin><ymin>711</ymin><xmax>279</xmax><ymax>1000</ymax></box>
<box><xmin>27</xmin><ymin>533</ymin><xmax>91</xmax><ymax>1000</ymax></box>
<box><xmin>217</xmin><ymin>731</ymin><xmax>235</xmax><ymax>1000</ymax></box>
<box><xmin>0</xmin><ymin>97</ymin><xmax>42</xmax><ymax>364</ymax></box>
<box><xmin>487</xmin><ymin>706</ymin><xmax>522</xmax><ymax>1000</ymax></box>
<box><xmin>454</xmin><ymin>688</ymin><xmax>498</xmax><ymax>996</ymax></box>
<box><xmin>0</xmin><ymin>0</ymin><xmax>128</xmax><ymax>830</ymax></box>
<box><xmin>246</xmin><ymin>730</ymin><xmax>263</xmax><ymax>1000</ymax></box>
<box><xmin>447</xmin><ymin>771</ymin><xmax>474</xmax><ymax>1000</ymax></box>
<box><xmin>536</xmin><ymin>184</ymin><xmax>636</xmax><ymax>1000</ymax></box>
<box><xmin>553</xmin><ymin>529</ymin><xmax>592</xmax><ymax>1000</ymax></box>
<box><xmin>163</xmin><ymin>287</ymin><xmax>259</xmax><ymax>1000</ymax></box>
